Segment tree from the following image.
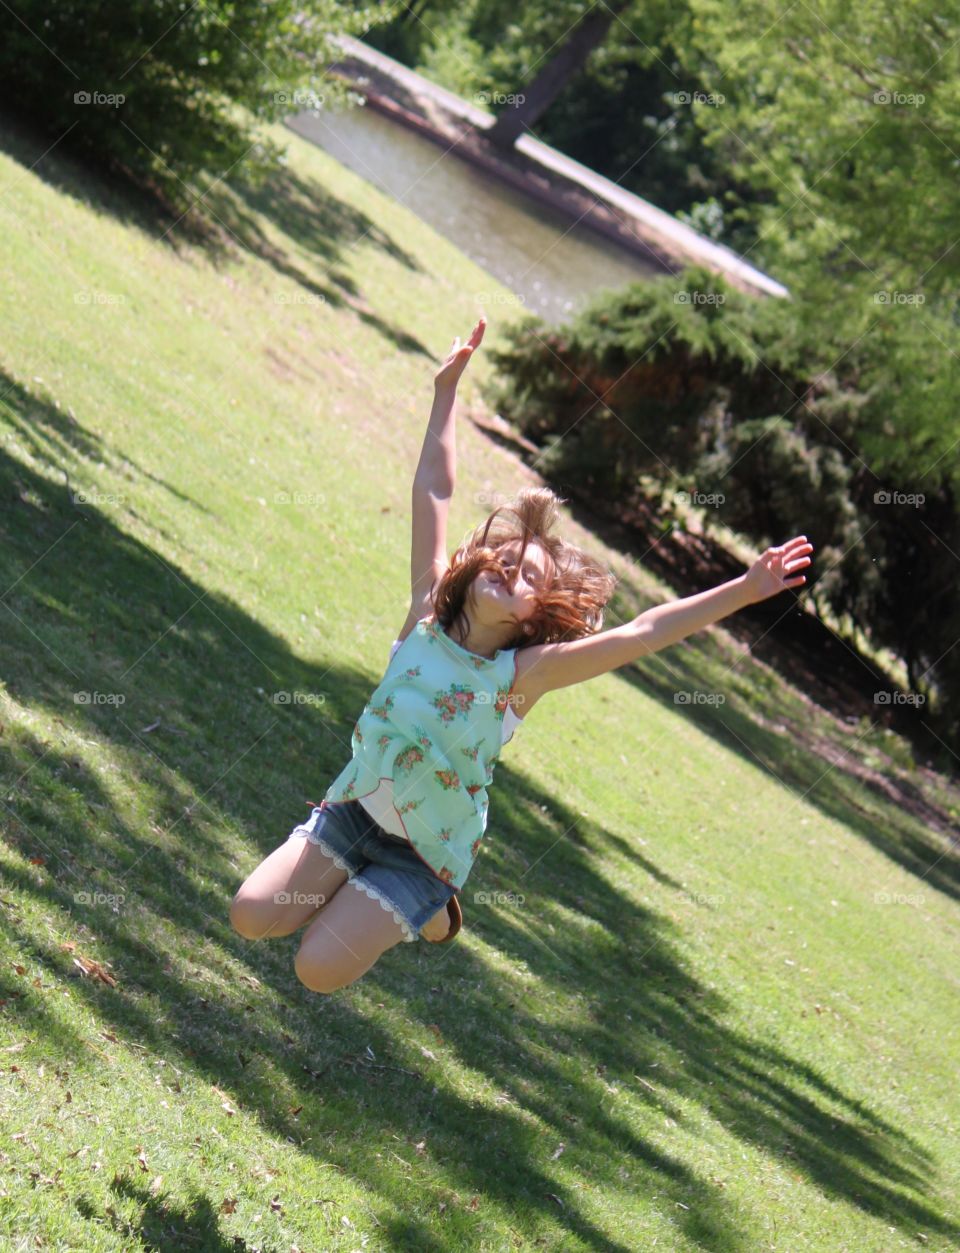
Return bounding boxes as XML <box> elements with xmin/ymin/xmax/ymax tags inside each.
<box><xmin>682</xmin><ymin>0</ymin><xmax>960</xmax><ymax>485</ymax></box>
<box><xmin>0</xmin><ymin>0</ymin><xmax>381</xmax><ymax>219</ymax></box>
<box><xmin>485</xmin><ymin>0</ymin><xmax>633</xmax><ymax>148</ymax></box>
<box><xmin>362</xmin><ymin>0</ymin><xmax>769</xmax><ymax>252</ymax></box>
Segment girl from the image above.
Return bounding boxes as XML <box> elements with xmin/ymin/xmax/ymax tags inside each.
<box><xmin>230</xmin><ymin>316</ymin><xmax>814</xmax><ymax>993</ymax></box>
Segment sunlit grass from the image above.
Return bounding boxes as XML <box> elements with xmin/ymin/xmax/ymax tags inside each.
<box><xmin>0</xmin><ymin>109</ymin><xmax>958</xmax><ymax>1250</ymax></box>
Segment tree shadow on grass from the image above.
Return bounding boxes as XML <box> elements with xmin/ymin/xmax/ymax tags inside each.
<box><xmin>1</xmin><ymin>382</ymin><xmax>957</xmax><ymax>1248</ymax></box>
<box><xmin>452</xmin><ymin>768</ymin><xmax>960</xmax><ymax>1244</ymax></box>
<box><xmin>0</xmin><ymin>373</ymin><xmax>213</xmax><ymax>524</ymax></box>
<box><xmin>616</xmin><ymin>643</ymin><xmax>960</xmax><ymax>906</ymax></box>
<box><xmin>75</xmin><ymin>1183</ymin><xmax>241</xmax><ymax>1252</ymax></box>
<box><xmin>0</xmin><ymin>108</ymin><xmax>430</xmax><ymax>363</ymax></box>
<box><xmin>205</xmin><ymin>166</ymin><xmax>431</xmax><ymax>358</ymax></box>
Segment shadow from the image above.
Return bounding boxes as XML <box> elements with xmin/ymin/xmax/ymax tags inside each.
<box><xmin>0</xmin><ymin>108</ymin><xmax>215</xmax><ymax>249</ymax></box>
<box><xmin>459</xmin><ymin>768</ymin><xmax>957</xmax><ymax>1246</ymax></box>
<box><xmin>77</xmin><ymin>1178</ymin><xmax>246</xmax><ymax>1250</ymax></box>
<box><xmin>0</xmin><ymin>374</ymin><xmax>212</xmax><ymax>522</ymax></box>
<box><xmin>2</xmin><ymin>382</ymin><xmax>958</xmax><ymax>1243</ymax></box>
<box><xmin>0</xmin><ymin>108</ymin><xmax>431</xmax><ymax>362</ymax></box>
<box><xmin>211</xmin><ymin>164</ymin><xmax>431</xmax><ymax>357</ymax></box>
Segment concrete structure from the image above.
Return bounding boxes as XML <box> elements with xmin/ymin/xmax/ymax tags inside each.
<box><xmin>321</xmin><ymin>35</ymin><xmax>788</xmax><ymax>301</ymax></box>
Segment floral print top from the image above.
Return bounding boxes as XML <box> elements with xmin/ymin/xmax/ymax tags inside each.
<box><xmin>323</xmin><ymin>616</ymin><xmax>520</xmax><ymax>891</ymax></box>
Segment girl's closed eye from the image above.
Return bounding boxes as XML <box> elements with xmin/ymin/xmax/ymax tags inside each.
<box><xmin>499</xmin><ymin>550</ymin><xmax>540</xmax><ymax>588</ymax></box>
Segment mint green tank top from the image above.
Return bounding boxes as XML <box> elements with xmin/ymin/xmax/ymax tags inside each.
<box><xmin>323</xmin><ymin>616</ymin><xmax>520</xmax><ymax>891</ymax></box>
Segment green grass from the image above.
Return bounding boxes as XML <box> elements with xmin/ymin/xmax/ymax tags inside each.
<box><xmin>1</xmin><ymin>110</ymin><xmax>959</xmax><ymax>1251</ymax></box>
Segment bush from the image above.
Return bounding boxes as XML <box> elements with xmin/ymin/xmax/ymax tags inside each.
<box><xmin>0</xmin><ymin>1</ymin><xmax>377</xmax><ymax>217</ymax></box>
<box><xmin>483</xmin><ymin>267</ymin><xmax>960</xmax><ymax>754</ymax></box>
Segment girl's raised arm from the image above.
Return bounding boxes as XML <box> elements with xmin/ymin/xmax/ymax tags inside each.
<box><xmin>415</xmin><ymin>316</ymin><xmax>486</xmax><ymax>491</ymax></box>
<box><xmin>402</xmin><ymin>318</ymin><xmax>487</xmax><ymax>633</ymax></box>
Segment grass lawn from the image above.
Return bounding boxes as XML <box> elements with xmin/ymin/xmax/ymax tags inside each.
<box><xmin>1</xmin><ymin>109</ymin><xmax>959</xmax><ymax>1251</ymax></box>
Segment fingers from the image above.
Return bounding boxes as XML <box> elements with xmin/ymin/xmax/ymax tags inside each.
<box><xmin>449</xmin><ymin>318</ymin><xmax>486</xmax><ymax>357</ymax></box>
<box><xmin>771</xmin><ymin>536</ymin><xmax>814</xmax><ymax>564</ymax></box>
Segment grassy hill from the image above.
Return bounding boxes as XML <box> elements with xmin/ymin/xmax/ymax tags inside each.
<box><xmin>1</xmin><ymin>110</ymin><xmax>959</xmax><ymax>1251</ymax></box>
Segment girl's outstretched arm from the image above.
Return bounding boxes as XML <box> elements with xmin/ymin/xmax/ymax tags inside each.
<box><xmin>637</xmin><ymin>535</ymin><xmax>814</xmax><ymax>651</ymax></box>
<box><xmin>513</xmin><ymin>536</ymin><xmax>815</xmax><ymax>701</ymax></box>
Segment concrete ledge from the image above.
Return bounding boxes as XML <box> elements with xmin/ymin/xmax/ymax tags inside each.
<box><xmin>321</xmin><ymin>35</ymin><xmax>788</xmax><ymax>301</ymax></box>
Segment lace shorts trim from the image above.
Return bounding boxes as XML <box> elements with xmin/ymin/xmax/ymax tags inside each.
<box><xmin>288</xmin><ymin>824</ymin><xmax>417</xmax><ymax>942</ymax></box>
<box><xmin>346</xmin><ymin>876</ymin><xmax>417</xmax><ymax>943</ymax></box>
<box><xmin>289</xmin><ymin>822</ymin><xmax>354</xmax><ymax>876</ymax></box>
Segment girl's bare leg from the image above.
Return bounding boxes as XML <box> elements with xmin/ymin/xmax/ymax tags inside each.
<box><xmin>294</xmin><ymin>882</ymin><xmax>408</xmax><ymax>993</ymax></box>
<box><xmin>230</xmin><ymin>837</ymin><xmax>349</xmax><ymax>940</ymax></box>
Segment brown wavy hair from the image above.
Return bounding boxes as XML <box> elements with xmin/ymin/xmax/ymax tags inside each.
<box><xmin>431</xmin><ymin>486</ymin><xmax>618</xmax><ymax>650</ymax></box>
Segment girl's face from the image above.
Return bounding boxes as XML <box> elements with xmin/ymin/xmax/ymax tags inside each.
<box><xmin>471</xmin><ymin>539</ymin><xmax>552</xmax><ymax>627</ymax></box>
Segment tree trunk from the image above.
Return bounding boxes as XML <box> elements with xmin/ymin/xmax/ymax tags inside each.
<box><xmin>485</xmin><ymin>0</ymin><xmax>632</xmax><ymax>150</ymax></box>
<box><xmin>399</xmin><ymin>0</ymin><xmax>432</xmax><ymax>26</ymax></box>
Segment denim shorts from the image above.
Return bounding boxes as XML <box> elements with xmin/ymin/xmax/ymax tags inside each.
<box><xmin>286</xmin><ymin>799</ymin><xmax>457</xmax><ymax>942</ymax></box>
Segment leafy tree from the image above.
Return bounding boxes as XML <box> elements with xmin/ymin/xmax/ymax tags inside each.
<box><xmin>483</xmin><ymin>267</ymin><xmax>960</xmax><ymax>752</ymax></box>
<box><xmin>0</xmin><ymin>0</ymin><xmax>381</xmax><ymax>218</ymax></box>
<box><xmin>683</xmin><ymin>0</ymin><xmax>960</xmax><ymax>486</ymax></box>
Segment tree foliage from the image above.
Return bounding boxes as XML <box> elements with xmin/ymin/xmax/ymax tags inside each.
<box><xmin>683</xmin><ymin>0</ymin><xmax>960</xmax><ymax>487</ymax></box>
<box><xmin>484</xmin><ymin>267</ymin><xmax>959</xmax><ymax>751</ymax></box>
<box><xmin>0</xmin><ymin>1</ymin><xmax>379</xmax><ymax>216</ymax></box>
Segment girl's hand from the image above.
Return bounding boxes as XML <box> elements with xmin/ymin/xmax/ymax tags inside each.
<box><xmin>434</xmin><ymin>317</ymin><xmax>486</xmax><ymax>391</ymax></box>
<box><xmin>743</xmin><ymin>536</ymin><xmax>814</xmax><ymax>604</ymax></box>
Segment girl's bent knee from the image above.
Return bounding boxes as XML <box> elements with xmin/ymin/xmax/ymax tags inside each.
<box><xmin>230</xmin><ymin>892</ymin><xmax>278</xmax><ymax>941</ymax></box>
<box><xmin>294</xmin><ymin>949</ymin><xmax>354</xmax><ymax>994</ymax></box>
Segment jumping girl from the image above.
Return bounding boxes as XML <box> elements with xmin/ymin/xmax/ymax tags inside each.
<box><xmin>230</xmin><ymin>316</ymin><xmax>814</xmax><ymax>992</ymax></box>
